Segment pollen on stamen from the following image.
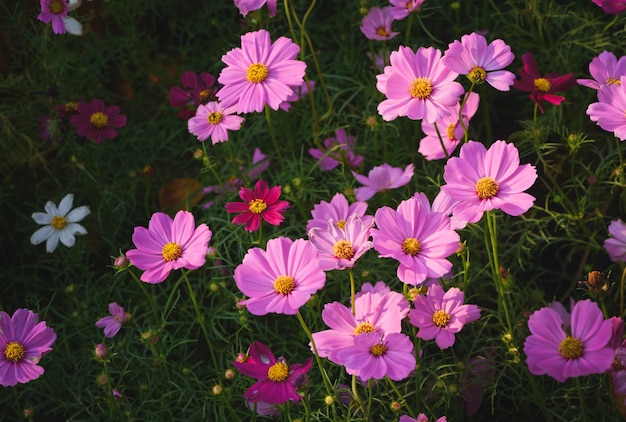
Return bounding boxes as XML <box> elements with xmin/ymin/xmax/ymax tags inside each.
<box><xmin>533</xmin><ymin>77</ymin><xmax>551</xmax><ymax>93</ymax></box>
<box><xmin>90</xmin><ymin>112</ymin><xmax>109</xmax><ymax>129</ymax></box>
<box><xmin>558</xmin><ymin>336</ymin><xmax>584</xmax><ymax>360</ymax></box>
<box><xmin>335</xmin><ymin>220</ymin><xmax>346</xmax><ymax>230</ymax></box>
<box><xmin>432</xmin><ymin>309</ymin><xmax>451</xmax><ymax>328</ymax></box>
<box><xmin>207</xmin><ymin>111</ymin><xmax>223</xmax><ymax>125</ymax></box>
<box><xmin>162</xmin><ymin>242</ymin><xmax>183</xmax><ymax>262</ymax></box>
<box><xmin>402</xmin><ymin>237</ymin><xmax>421</xmax><ymax>256</ymax></box>
<box><xmin>409</xmin><ymin>77</ymin><xmax>433</xmax><ymax>99</ymax></box>
<box><xmin>606</xmin><ymin>77</ymin><xmax>621</xmax><ymax>86</ymax></box>
<box><xmin>51</xmin><ymin>215</ymin><xmax>68</xmax><ymax>230</ymax></box>
<box><xmin>333</xmin><ymin>239</ymin><xmax>355</xmax><ymax>260</ymax></box>
<box><xmin>273</xmin><ymin>275</ymin><xmax>295</xmax><ymax>295</ymax></box>
<box><xmin>4</xmin><ymin>341</ymin><xmax>25</xmax><ymax>362</ymax></box>
<box><xmin>248</xmin><ymin>199</ymin><xmax>268</xmax><ymax>214</ymax></box>
<box><xmin>247</xmin><ymin>63</ymin><xmax>269</xmax><ymax>83</ymax></box>
<box><xmin>446</xmin><ymin>123</ymin><xmax>456</xmax><ymax>140</ymax></box>
<box><xmin>475</xmin><ymin>177</ymin><xmax>499</xmax><ymax>199</ymax></box>
<box><xmin>49</xmin><ymin>0</ymin><xmax>64</xmax><ymax>14</ymax></box>
<box><xmin>468</xmin><ymin>66</ymin><xmax>487</xmax><ymax>84</ymax></box>
<box><xmin>267</xmin><ymin>362</ymin><xmax>289</xmax><ymax>382</ymax></box>
<box><xmin>370</xmin><ymin>343</ymin><xmax>387</xmax><ymax>356</ymax></box>
<box><xmin>376</xmin><ymin>26</ymin><xmax>389</xmax><ymax>37</ymax></box>
<box><xmin>354</xmin><ymin>321</ymin><xmax>376</xmax><ymax>335</ymax></box>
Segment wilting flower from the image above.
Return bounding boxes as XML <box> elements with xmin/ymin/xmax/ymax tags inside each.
<box><xmin>188</xmin><ymin>101</ymin><xmax>245</xmax><ymax>144</ymax></box>
<box><xmin>234</xmin><ymin>236</ymin><xmax>326</xmax><ymax>315</ymax></box>
<box><xmin>389</xmin><ymin>0</ymin><xmax>425</xmax><ymax>20</ymax></box>
<box><xmin>524</xmin><ymin>299</ymin><xmax>614</xmax><ymax>382</ymax></box>
<box><xmin>126</xmin><ymin>210</ymin><xmax>212</xmax><ymax>284</ymax></box>
<box><xmin>512</xmin><ymin>52</ymin><xmax>576</xmax><ymax>113</ymax></box>
<box><xmin>279</xmin><ymin>80</ymin><xmax>315</xmax><ymax>111</ymax></box>
<box><xmin>0</xmin><ymin>309</ymin><xmax>56</xmax><ymax>387</ymax></box>
<box><xmin>604</xmin><ymin>219</ymin><xmax>626</xmax><ymax>262</ymax></box>
<box><xmin>70</xmin><ymin>99</ymin><xmax>127</xmax><ymax>144</ymax></box>
<box><xmin>352</xmin><ymin>163</ymin><xmax>414</xmax><ymax>201</ymax></box>
<box><xmin>586</xmin><ymin>77</ymin><xmax>626</xmax><ymax>140</ymax></box>
<box><xmin>376</xmin><ymin>46</ymin><xmax>464</xmax><ymax>123</ymax></box>
<box><xmin>306</xmin><ymin>193</ymin><xmax>373</xmax><ymax>232</ymax></box>
<box><xmin>592</xmin><ymin>0</ymin><xmax>626</xmax><ymax>14</ymax></box>
<box><xmin>409</xmin><ymin>283</ymin><xmax>481</xmax><ymax>349</ymax></box>
<box><xmin>95</xmin><ymin>303</ymin><xmax>130</xmax><ymax>338</ymax></box>
<box><xmin>234</xmin><ymin>0</ymin><xmax>277</xmax><ymax>17</ymax></box>
<box><xmin>360</xmin><ymin>7</ymin><xmax>399</xmax><ymax>41</ymax></box>
<box><xmin>225</xmin><ymin>179</ymin><xmax>290</xmax><ymax>232</ymax></box>
<box><xmin>30</xmin><ymin>193</ymin><xmax>90</xmax><ymax>253</ymax></box>
<box><xmin>217</xmin><ymin>29</ymin><xmax>306</xmax><ymax>113</ymax></box>
<box><xmin>233</xmin><ymin>341</ymin><xmax>311</xmax><ymax>405</ymax></box>
<box><xmin>441</xmin><ymin>140</ymin><xmax>538</xmax><ymax>224</ymax></box>
<box><xmin>309</xmin><ymin>128</ymin><xmax>363</xmax><ymax>171</ymax></box>
<box><xmin>577</xmin><ymin>51</ymin><xmax>626</xmax><ymax>90</ymax></box>
<box><xmin>169</xmin><ymin>71</ymin><xmax>217</xmax><ymax>120</ymax></box>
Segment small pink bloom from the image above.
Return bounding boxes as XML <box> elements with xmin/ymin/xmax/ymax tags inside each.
<box><xmin>234</xmin><ymin>0</ymin><xmax>278</xmax><ymax>17</ymax></box>
<box><xmin>38</xmin><ymin>0</ymin><xmax>68</xmax><ymax>34</ymax></box>
<box><xmin>169</xmin><ymin>71</ymin><xmax>217</xmax><ymax>120</ymax></box>
<box><xmin>389</xmin><ymin>0</ymin><xmax>425</xmax><ymax>20</ymax></box>
<box><xmin>95</xmin><ymin>303</ymin><xmax>129</xmax><ymax>338</ymax></box>
<box><xmin>306</xmin><ymin>193</ymin><xmax>373</xmax><ymax>232</ymax></box>
<box><xmin>309</xmin><ymin>128</ymin><xmax>363</xmax><ymax>171</ymax></box>
<box><xmin>225</xmin><ymin>180</ymin><xmax>290</xmax><ymax>232</ymax></box>
<box><xmin>188</xmin><ymin>101</ymin><xmax>244</xmax><ymax>144</ymax></box>
<box><xmin>352</xmin><ymin>163</ymin><xmax>414</xmax><ymax>201</ymax></box>
<box><xmin>604</xmin><ymin>219</ymin><xmax>626</xmax><ymax>262</ymax></box>
<box><xmin>70</xmin><ymin>99</ymin><xmax>127</xmax><ymax>144</ymax></box>
<box><xmin>360</xmin><ymin>7</ymin><xmax>399</xmax><ymax>41</ymax></box>
<box><xmin>400</xmin><ymin>414</ymin><xmax>447</xmax><ymax>422</ymax></box>
<box><xmin>586</xmin><ymin>76</ymin><xmax>626</xmax><ymax>140</ymax></box>
<box><xmin>592</xmin><ymin>0</ymin><xmax>626</xmax><ymax>14</ymax></box>
<box><xmin>577</xmin><ymin>51</ymin><xmax>626</xmax><ymax>90</ymax></box>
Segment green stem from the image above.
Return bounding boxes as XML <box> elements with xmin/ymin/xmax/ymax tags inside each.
<box><xmin>575</xmin><ymin>377</ymin><xmax>588</xmax><ymax>421</ymax></box>
<box><xmin>129</xmin><ymin>269</ymin><xmax>159</xmax><ymax>323</ymax></box>
<box><xmin>264</xmin><ymin>105</ymin><xmax>284</xmax><ymax>170</ymax></box>
<box><xmin>296</xmin><ymin>310</ymin><xmax>335</xmax><ymax>398</ymax></box>
<box><xmin>386</xmin><ymin>377</ymin><xmax>415</xmax><ymax>417</ymax></box>
<box><xmin>349</xmin><ymin>268</ymin><xmax>356</xmax><ymax>316</ymax></box>
<box><xmin>433</xmin><ymin>122</ymin><xmax>450</xmax><ymax>160</ymax></box>
<box><xmin>351</xmin><ymin>374</ymin><xmax>367</xmax><ymax>418</ymax></box>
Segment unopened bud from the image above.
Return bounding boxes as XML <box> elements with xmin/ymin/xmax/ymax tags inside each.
<box><xmin>95</xmin><ymin>343</ymin><xmax>109</xmax><ymax>360</ymax></box>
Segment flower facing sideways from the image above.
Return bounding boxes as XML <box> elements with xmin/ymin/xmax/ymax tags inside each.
<box><xmin>352</xmin><ymin>163</ymin><xmax>414</xmax><ymax>201</ymax></box>
<box><xmin>586</xmin><ymin>76</ymin><xmax>626</xmax><ymax>140</ymax></box>
<box><xmin>31</xmin><ymin>193</ymin><xmax>90</xmax><ymax>253</ymax></box>
<box><xmin>225</xmin><ymin>179</ymin><xmax>290</xmax><ymax>232</ymax></box>
<box><xmin>308</xmin><ymin>128</ymin><xmax>363</xmax><ymax>171</ymax></box>
<box><xmin>577</xmin><ymin>51</ymin><xmax>626</xmax><ymax>90</ymax></box>
<box><xmin>306</xmin><ymin>192</ymin><xmax>373</xmax><ymax>232</ymax></box>
<box><xmin>95</xmin><ymin>303</ymin><xmax>131</xmax><ymax>338</ymax></box>
<box><xmin>360</xmin><ymin>7</ymin><xmax>399</xmax><ymax>41</ymax></box>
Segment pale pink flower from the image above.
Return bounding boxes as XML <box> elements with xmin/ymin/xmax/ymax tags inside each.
<box><xmin>604</xmin><ymin>219</ymin><xmax>626</xmax><ymax>262</ymax></box>
<box><xmin>586</xmin><ymin>76</ymin><xmax>626</xmax><ymax>140</ymax></box>
<box><xmin>389</xmin><ymin>0</ymin><xmax>425</xmax><ymax>20</ymax></box>
<box><xmin>95</xmin><ymin>303</ymin><xmax>130</xmax><ymax>338</ymax></box>
<box><xmin>234</xmin><ymin>0</ymin><xmax>277</xmax><ymax>17</ymax></box>
<box><xmin>352</xmin><ymin>163</ymin><xmax>414</xmax><ymax>201</ymax></box>
<box><xmin>360</xmin><ymin>7</ymin><xmax>399</xmax><ymax>41</ymax></box>
<box><xmin>188</xmin><ymin>101</ymin><xmax>244</xmax><ymax>144</ymax></box>
<box><xmin>306</xmin><ymin>193</ymin><xmax>373</xmax><ymax>232</ymax></box>
<box><xmin>577</xmin><ymin>51</ymin><xmax>626</xmax><ymax>90</ymax></box>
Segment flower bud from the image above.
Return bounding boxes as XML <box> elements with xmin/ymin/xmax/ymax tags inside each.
<box><xmin>95</xmin><ymin>343</ymin><xmax>109</xmax><ymax>360</ymax></box>
<box><xmin>212</xmin><ymin>385</ymin><xmax>223</xmax><ymax>395</ymax></box>
<box><xmin>114</xmin><ymin>255</ymin><xmax>130</xmax><ymax>269</ymax></box>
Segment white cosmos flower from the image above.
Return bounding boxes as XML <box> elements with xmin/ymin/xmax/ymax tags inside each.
<box><xmin>31</xmin><ymin>193</ymin><xmax>90</xmax><ymax>253</ymax></box>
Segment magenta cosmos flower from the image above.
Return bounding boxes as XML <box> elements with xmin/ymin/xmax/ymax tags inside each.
<box><xmin>233</xmin><ymin>341</ymin><xmax>311</xmax><ymax>405</ymax></box>
<box><xmin>0</xmin><ymin>309</ymin><xmax>56</xmax><ymax>387</ymax></box>
<box><xmin>409</xmin><ymin>283</ymin><xmax>481</xmax><ymax>349</ymax></box>
<box><xmin>306</xmin><ymin>192</ymin><xmax>373</xmax><ymax>232</ymax></box>
<box><xmin>217</xmin><ymin>29</ymin><xmax>307</xmax><ymax>114</ymax></box>
<box><xmin>442</xmin><ymin>32</ymin><xmax>515</xmax><ymax>91</ymax></box>
<box><xmin>371</xmin><ymin>193</ymin><xmax>460</xmax><ymax>285</ymax></box>
<box><xmin>524</xmin><ymin>299</ymin><xmax>614</xmax><ymax>382</ymax></box>
<box><xmin>512</xmin><ymin>52</ymin><xmax>576</xmax><ymax>113</ymax></box>
<box><xmin>352</xmin><ymin>163</ymin><xmax>414</xmax><ymax>201</ymax></box>
<box><xmin>234</xmin><ymin>236</ymin><xmax>326</xmax><ymax>315</ymax></box>
<box><xmin>586</xmin><ymin>76</ymin><xmax>626</xmax><ymax>140</ymax></box>
<box><xmin>441</xmin><ymin>140</ymin><xmax>538</xmax><ymax>224</ymax></box>
<box><xmin>70</xmin><ymin>99</ymin><xmax>127</xmax><ymax>144</ymax></box>
<box><xmin>400</xmin><ymin>414</ymin><xmax>447</xmax><ymax>422</ymax></box>
<box><xmin>604</xmin><ymin>219</ymin><xmax>626</xmax><ymax>262</ymax></box>
<box><xmin>225</xmin><ymin>179</ymin><xmax>290</xmax><ymax>232</ymax></box>
<box><xmin>592</xmin><ymin>0</ymin><xmax>626</xmax><ymax>14</ymax></box>
<box><xmin>389</xmin><ymin>0</ymin><xmax>425</xmax><ymax>20</ymax></box>
<box><xmin>126</xmin><ymin>210</ymin><xmax>212</xmax><ymax>284</ymax></box>
<box><xmin>360</xmin><ymin>7</ymin><xmax>399</xmax><ymax>41</ymax></box>
<box><xmin>309</xmin><ymin>128</ymin><xmax>363</xmax><ymax>171</ymax></box>
<box><xmin>169</xmin><ymin>71</ymin><xmax>216</xmax><ymax>120</ymax></box>
<box><xmin>187</xmin><ymin>101</ymin><xmax>245</xmax><ymax>144</ymax></box>
<box><xmin>234</xmin><ymin>0</ymin><xmax>277</xmax><ymax>17</ymax></box>
<box><xmin>377</xmin><ymin>46</ymin><xmax>464</xmax><ymax>123</ymax></box>
<box><xmin>38</xmin><ymin>0</ymin><xmax>68</xmax><ymax>34</ymax></box>
<box><xmin>577</xmin><ymin>51</ymin><xmax>626</xmax><ymax>90</ymax></box>
<box><xmin>95</xmin><ymin>303</ymin><xmax>130</xmax><ymax>338</ymax></box>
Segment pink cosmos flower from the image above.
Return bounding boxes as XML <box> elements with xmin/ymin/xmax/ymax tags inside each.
<box><xmin>409</xmin><ymin>283</ymin><xmax>481</xmax><ymax>349</ymax></box>
<box><xmin>512</xmin><ymin>52</ymin><xmax>576</xmax><ymax>113</ymax></box>
<box><xmin>225</xmin><ymin>179</ymin><xmax>290</xmax><ymax>232</ymax></box>
<box><xmin>0</xmin><ymin>309</ymin><xmax>56</xmax><ymax>387</ymax></box>
<box><xmin>95</xmin><ymin>303</ymin><xmax>130</xmax><ymax>338</ymax></box>
<box><xmin>432</xmin><ymin>190</ymin><xmax>468</xmax><ymax>231</ymax></box>
<box><xmin>234</xmin><ymin>0</ymin><xmax>277</xmax><ymax>17</ymax></box>
<box><xmin>371</xmin><ymin>193</ymin><xmax>460</xmax><ymax>285</ymax></box>
<box><xmin>441</xmin><ymin>140</ymin><xmax>538</xmax><ymax>224</ymax></box>
<box><xmin>169</xmin><ymin>71</ymin><xmax>216</xmax><ymax>120</ymax></box>
<box><xmin>389</xmin><ymin>0</ymin><xmax>425</xmax><ymax>20</ymax></box>
<box><xmin>308</xmin><ymin>214</ymin><xmax>373</xmax><ymax>271</ymax></box>
<box><xmin>419</xmin><ymin>92</ymin><xmax>480</xmax><ymax>160</ymax></box>
<box><xmin>337</xmin><ymin>332</ymin><xmax>415</xmax><ymax>381</ymax></box>
<box><xmin>309</xmin><ymin>128</ymin><xmax>363</xmax><ymax>171</ymax></box>
<box><xmin>187</xmin><ymin>101</ymin><xmax>245</xmax><ymax>144</ymax></box>
<box><xmin>604</xmin><ymin>219</ymin><xmax>626</xmax><ymax>262</ymax></box>
<box><xmin>234</xmin><ymin>236</ymin><xmax>326</xmax><ymax>315</ymax></box>
<box><xmin>352</xmin><ymin>163</ymin><xmax>414</xmax><ymax>201</ymax></box>
<box><xmin>592</xmin><ymin>0</ymin><xmax>626</xmax><ymax>14</ymax></box>
<box><xmin>523</xmin><ymin>299</ymin><xmax>614</xmax><ymax>382</ymax></box>
<box><xmin>442</xmin><ymin>32</ymin><xmax>515</xmax><ymax>91</ymax></box>
<box><xmin>217</xmin><ymin>30</ymin><xmax>307</xmax><ymax>114</ymax></box>
<box><xmin>126</xmin><ymin>210</ymin><xmax>212</xmax><ymax>284</ymax></box>
<box><xmin>279</xmin><ymin>80</ymin><xmax>315</xmax><ymax>112</ymax></box>
<box><xmin>577</xmin><ymin>51</ymin><xmax>626</xmax><ymax>90</ymax></box>
<box><xmin>376</xmin><ymin>46</ymin><xmax>465</xmax><ymax>123</ymax></box>
<box><xmin>400</xmin><ymin>414</ymin><xmax>447</xmax><ymax>422</ymax></box>
<box><xmin>233</xmin><ymin>341</ymin><xmax>311</xmax><ymax>405</ymax></box>
<box><xmin>70</xmin><ymin>99</ymin><xmax>127</xmax><ymax>144</ymax></box>
<box><xmin>360</xmin><ymin>7</ymin><xmax>399</xmax><ymax>41</ymax></box>
<box><xmin>38</xmin><ymin>0</ymin><xmax>68</xmax><ymax>34</ymax></box>
<box><xmin>306</xmin><ymin>193</ymin><xmax>373</xmax><ymax>232</ymax></box>
<box><xmin>586</xmin><ymin>76</ymin><xmax>626</xmax><ymax>140</ymax></box>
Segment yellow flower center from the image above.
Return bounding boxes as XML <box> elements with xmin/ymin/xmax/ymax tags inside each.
<box><xmin>273</xmin><ymin>275</ymin><xmax>295</xmax><ymax>295</ymax></box>
<box><xmin>247</xmin><ymin>63</ymin><xmax>269</xmax><ymax>83</ymax></box>
<box><xmin>51</xmin><ymin>215</ymin><xmax>67</xmax><ymax>230</ymax></box>
<box><xmin>248</xmin><ymin>199</ymin><xmax>268</xmax><ymax>214</ymax></box>
<box><xmin>267</xmin><ymin>362</ymin><xmax>289</xmax><ymax>382</ymax></box>
<box><xmin>199</xmin><ymin>89</ymin><xmax>211</xmax><ymax>102</ymax></box>
<box><xmin>475</xmin><ymin>177</ymin><xmax>499</xmax><ymax>199</ymax></box>
<box><xmin>90</xmin><ymin>112</ymin><xmax>109</xmax><ymax>129</ymax></box>
<box><xmin>558</xmin><ymin>336</ymin><xmax>584</xmax><ymax>360</ymax></box>
<box><xmin>468</xmin><ymin>66</ymin><xmax>487</xmax><ymax>84</ymax></box>
<box><xmin>432</xmin><ymin>309</ymin><xmax>451</xmax><ymax>327</ymax></box>
<box><xmin>606</xmin><ymin>77</ymin><xmax>621</xmax><ymax>86</ymax></box>
<box><xmin>354</xmin><ymin>321</ymin><xmax>376</xmax><ymax>335</ymax></box>
<box><xmin>4</xmin><ymin>341</ymin><xmax>25</xmax><ymax>362</ymax></box>
<box><xmin>409</xmin><ymin>77</ymin><xmax>433</xmax><ymax>99</ymax></box>
<box><xmin>162</xmin><ymin>242</ymin><xmax>182</xmax><ymax>262</ymax></box>
<box><xmin>446</xmin><ymin>123</ymin><xmax>456</xmax><ymax>140</ymax></box>
<box><xmin>376</xmin><ymin>26</ymin><xmax>389</xmax><ymax>37</ymax></box>
<box><xmin>402</xmin><ymin>237</ymin><xmax>421</xmax><ymax>256</ymax></box>
<box><xmin>65</xmin><ymin>101</ymin><xmax>78</xmax><ymax>112</ymax></box>
<box><xmin>333</xmin><ymin>239</ymin><xmax>355</xmax><ymax>260</ymax></box>
<box><xmin>50</xmin><ymin>0</ymin><xmax>64</xmax><ymax>14</ymax></box>
<box><xmin>534</xmin><ymin>77</ymin><xmax>551</xmax><ymax>93</ymax></box>
<box><xmin>335</xmin><ymin>220</ymin><xmax>346</xmax><ymax>230</ymax></box>
<box><xmin>370</xmin><ymin>343</ymin><xmax>387</xmax><ymax>356</ymax></box>
<box><xmin>207</xmin><ymin>111</ymin><xmax>223</xmax><ymax>125</ymax></box>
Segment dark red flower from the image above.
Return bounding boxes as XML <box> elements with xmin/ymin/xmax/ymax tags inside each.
<box><xmin>169</xmin><ymin>71</ymin><xmax>216</xmax><ymax>120</ymax></box>
<box><xmin>70</xmin><ymin>99</ymin><xmax>127</xmax><ymax>144</ymax></box>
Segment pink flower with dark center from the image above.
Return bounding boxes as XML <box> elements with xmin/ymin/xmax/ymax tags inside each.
<box><xmin>371</xmin><ymin>193</ymin><xmax>460</xmax><ymax>285</ymax></box>
<box><xmin>0</xmin><ymin>309</ymin><xmax>56</xmax><ymax>387</ymax></box>
<box><xmin>604</xmin><ymin>219</ymin><xmax>626</xmax><ymax>262</ymax></box>
<box><xmin>126</xmin><ymin>210</ymin><xmax>212</xmax><ymax>284</ymax></box>
<box><xmin>188</xmin><ymin>101</ymin><xmax>244</xmax><ymax>144</ymax></box>
<box><xmin>442</xmin><ymin>32</ymin><xmax>516</xmax><ymax>91</ymax></box>
<box><xmin>38</xmin><ymin>0</ymin><xmax>68</xmax><ymax>34</ymax></box>
<box><xmin>577</xmin><ymin>51</ymin><xmax>626</xmax><ymax>90</ymax></box>
<box><xmin>360</xmin><ymin>7</ymin><xmax>399</xmax><ymax>41</ymax></box>
<box><xmin>352</xmin><ymin>163</ymin><xmax>414</xmax><ymax>201</ymax></box>
<box><xmin>523</xmin><ymin>299</ymin><xmax>614</xmax><ymax>382</ymax></box>
<box><xmin>217</xmin><ymin>30</ymin><xmax>306</xmax><ymax>114</ymax></box>
<box><xmin>234</xmin><ymin>0</ymin><xmax>278</xmax><ymax>18</ymax></box>
<box><xmin>309</xmin><ymin>128</ymin><xmax>363</xmax><ymax>171</ymax></box>
<box><xmin>389</xmin><ymin>0</ymin><xmax>425</xmax><ymax>20</ymax></box>
<box><xmin>512</xmin><ymin>52</ymin><xmax>576</xmax><ymax>113</ymax></box>
<box><xmin>70</xmin><ymin>99</ymin><xmax>127</xmax><ymax>144</ymax></box>
<box><xmin>234</xmin><ymin>236</ymin><xmax>326</xmax><ymax>315</ymax></box>
<box><xmin>376</xmin><ymin>46</ymin><xmax>464</xmax><ymax>123</ymax></box>
<box><xmin>409</xmin><ymin>283</ymin><xmax>481</xmax><ymax>349</ymax></box>
<box><xmin>586</xmin><ymin>76</ymin><xmax>626</xmax><ymax>140</ymax></box>
<box><xmin>225</xmin><ymin>179</ymin><xmax>290</xmax><ymax>232</ymax></box>
<box><xmin>95</xmin><ymin>303</ymin><xmax>130</xmax><ymax>338</ymax></box>
<box><xmin>441</xmin><ymin>140</ymin><xmax>538</xmax><ymax>224</ymax></box>
<box><xmin>169</xmin><ymin>71</ymin><xmax>217</xmax><ymax>120</ymax></box>
<box><xmin>233</xmin><ymin>341</ymin><xmax>311</xmax><ymax>405</ymax></box>
<box><xmin>306</xmin><ymin>193</ymin><xmax>373</xmax><ymax>232</ymax></box>
<box><xmin>592</xmin><ymin>0</ymin><xmax>626</xmax><ymax>14</ymax></box>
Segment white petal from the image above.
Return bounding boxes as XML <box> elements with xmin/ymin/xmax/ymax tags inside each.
<box><xmin>31</xmin><ymin>212</ymin><xmax>52</xmax><ymax>225</ymax></box>
<box><xmin>44</xmin><ymin>200</ymin><xmax>58</xmax><ymax>217</ymax></box>
<box><xmin>59</xmin><ymin>229</ymin><xmax>76</xmax><ymax>248</ymax></box>
<box><xmin>63</xmin><ymin>17</ymin><xmax>83</xmax><ymax>36</ymax></box>
<box><xmin>65</xmin><ymin>223</ymin><xmax>87</xmax><ymax>236</ymax></box>
<box><xmin>46</xmin><ymin>232</ymin><xmax>61</xmax><ymax>253</ymax></box>
<box><xmin>58</xmin><ymin>194</ymin><xmax>74</xmax><ymax>216</ymax></box>
<box><xmin>66</xmin><ymin>206</ymin><xmax>90</xmax><ymax>223</ymax></box>
<box><xmin>31</xmin><ymin>226</ymin><xmax>54</xmax><ymax>245</ymax></box>
<box><xmin>68</xmin><ymin>0</ymin><xmax>82</xmax><ymax>11</ymax></box>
